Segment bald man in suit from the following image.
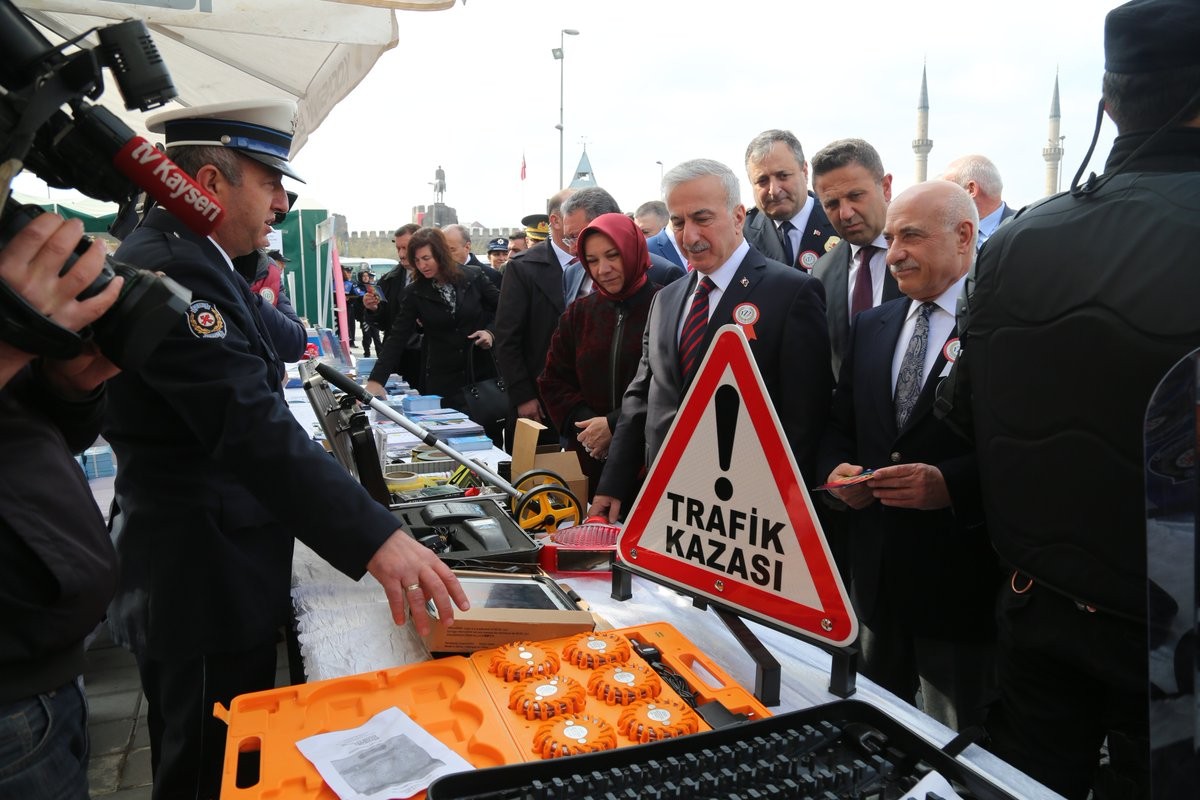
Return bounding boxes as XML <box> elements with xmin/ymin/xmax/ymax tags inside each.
<box><xmin>818</xmin><ymin>180</ymin><xmax>998</xmax><ymax>731</ymax></box>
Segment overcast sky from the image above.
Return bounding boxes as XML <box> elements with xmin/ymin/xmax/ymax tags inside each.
<box><xmin>18</xmin><ymin>0</ymin><xmax>1122</xmax><ymax>233</ymax></box>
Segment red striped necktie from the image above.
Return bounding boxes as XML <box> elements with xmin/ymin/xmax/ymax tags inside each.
<box><xmin>679</xmin><ymin>276</ymin><xmax>716</xmax><ymax>380</ymax></box>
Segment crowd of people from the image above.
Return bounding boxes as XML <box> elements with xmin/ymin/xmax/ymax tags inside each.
<box><xmin>1</xmin><ymin>1</ymin><xmax>1196</xmax><ymax>799</ymax></box>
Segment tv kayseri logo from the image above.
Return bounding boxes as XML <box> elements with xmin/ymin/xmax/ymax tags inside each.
<box><xmin>122</xmin><ymin>139</ymin><xmax>221</xmax><ymax>223</ymax></box>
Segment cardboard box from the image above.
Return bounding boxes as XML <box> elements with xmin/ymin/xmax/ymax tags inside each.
<box><xmin>423</xmin><ymin>570</ymin><xmax>595</xmax><ymax>654</ymax></box>
<box><xmin>509</xmin><ymin>418</ymin><xmax>588</xmax><ymax>502</ymax></box>
<box><xmin>423</xmin><ymin>606</ymin><xmax>596</xmax><ymax>654</ymax></box>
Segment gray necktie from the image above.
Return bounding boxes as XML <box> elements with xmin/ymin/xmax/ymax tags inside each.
<box><xmin>894</xmin><ymin>302</ymin><xmax>935</xmax><ymax>428</ymax></box>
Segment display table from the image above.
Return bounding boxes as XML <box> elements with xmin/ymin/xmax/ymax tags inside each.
<box><xmin>284</xmin><ymin>369</ymin><xmax>1059</xmax><ymax>797</ymax></box>
<box><xmin>289</xmin><ymin>551</ymin><xmax>1064</xmax><ymax>800</ymax></box>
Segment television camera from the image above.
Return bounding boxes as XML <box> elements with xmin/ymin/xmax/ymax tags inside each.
<box><xmin>0</xmin><ymin>0</ymin><xmax>202</xmax><ymax>369</ymax></box>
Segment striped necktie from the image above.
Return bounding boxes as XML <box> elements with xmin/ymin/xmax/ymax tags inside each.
<box><xmin>679</xmin><ymin>276</ymin><xmax>716</xmax><ymax>381</ymax></box>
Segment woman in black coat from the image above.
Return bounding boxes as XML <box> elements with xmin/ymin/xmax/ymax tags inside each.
<box><xmin>365</xmin><ymin>227</ymin><xmax>498</xmax><ymax>411</ymax></box>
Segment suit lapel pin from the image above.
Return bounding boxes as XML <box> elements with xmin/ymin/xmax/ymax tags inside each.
<box><xmin>740</xmin><ymin>277</ymin><xmax>749</xmax><ymax>287</ymax></box>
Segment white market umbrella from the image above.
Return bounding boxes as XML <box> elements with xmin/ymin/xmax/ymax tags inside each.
<box><xmin>14</xmin><ymin>0</ymin><xmax>456</xmax><ymax>155</ymax></box>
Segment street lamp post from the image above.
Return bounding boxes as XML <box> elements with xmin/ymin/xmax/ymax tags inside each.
<box><xmin>655</xmin><ymin>160</ymin><xmax>664</xmax><ymax>194</ymax></box>
<box><xmin>553</xmin><ymin>28</ymin><xmax>580</xmax><ymax>190</ymax></box>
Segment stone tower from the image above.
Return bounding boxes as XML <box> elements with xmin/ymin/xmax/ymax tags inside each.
<box><xmin>1043</xmin><ymin>73</ymin><xmax>1065</xmax><ymax>196</ymax></box>
<box><xmin>912</xmin><ymin>63</ymin><xmax>933</xmax><ymax>183</ymax></box>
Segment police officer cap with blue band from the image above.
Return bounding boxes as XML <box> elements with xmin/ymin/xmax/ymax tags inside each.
<box><xmin>147</xmin><ymin>98</ymin><xmax>306</xmax><ymax>183</ymax></box>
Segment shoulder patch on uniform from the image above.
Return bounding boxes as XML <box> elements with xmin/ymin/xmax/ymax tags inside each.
<box><xmin>186</xmin><ymin>300</ymin><xmax>226</xmax><ymax>339</ymax></box>
<box><xmin>258</xmin><ymin>287</ymin><xmax>277</xmax><ymax>305</ymax></box>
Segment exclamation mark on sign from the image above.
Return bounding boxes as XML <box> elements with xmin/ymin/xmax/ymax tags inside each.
<box><xmin>714</xmin><ymin>384</ymin><xmax>740</xmax><ymax>502</ymax></box>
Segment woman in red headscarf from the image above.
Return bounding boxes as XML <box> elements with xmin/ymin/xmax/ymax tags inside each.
<box><xmin>539</xmin><ymin>212</ymin><xmax>662</xmax><ymax>499</ymax></box>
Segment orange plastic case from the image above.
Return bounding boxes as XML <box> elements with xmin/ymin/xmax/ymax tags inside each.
<box><xmin>216</xmin><ymin>622</ymin><xmax>770</xmax><ymax>799</ymax></box>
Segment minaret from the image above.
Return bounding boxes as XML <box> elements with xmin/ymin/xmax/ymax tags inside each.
<box><xmin>912</xmin><ymin>63</ymin><xmax>933</xmax><ymax>183</ymax></box>
<box><xmin>1043</xmin><ymin>73</ymin><xmax>1065</xmax><ymax>195</ymax></box>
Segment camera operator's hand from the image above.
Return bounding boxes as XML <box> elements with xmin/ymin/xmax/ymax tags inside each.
<box><xmin>42</xmin><ymin>344</ymin><xmax>121</xmax><ymax>399</ymax></box>
<box><xmin>0</xmin><ymin>215</ymin><xmax>124</xmax><ymax>387</ymax></box>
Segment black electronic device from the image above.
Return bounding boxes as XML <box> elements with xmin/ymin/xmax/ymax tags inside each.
<box><xmin>420</xmin><ymin>502</ymin><xmax>487</xmax><ymax>525</ymax></box>
<box><xmin>427</xmin><ymin>699</ymin><xmax>1017</xmax><ymax>800</ymax></box>
<box><xmin>459</xmin><ymin>517</ymin><xmax>509</xmax><ymax>550</ymax></box>
<box><xmin>395</xmin><ymin>485</ymin><xmax>465</xmax><ymax>503</ymax></box>
<box><xmin>391</xmin><ymin>497</ymin><xmax>539</xmax><ymax>565</ymax></box>
<box><xmin>0</xmin><ymin>1</ymin><xmax>194</xmax><ymax>369</ymax></box>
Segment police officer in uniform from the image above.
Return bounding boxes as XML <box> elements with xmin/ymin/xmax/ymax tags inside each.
<box><xmin>103</xmin><ymin>99</ymin><xmax>468</xmax><ymax>800</ymax></box>
<box><xmin>951</xmin><ymin>2</ymin><xmax>1200</xmax><ymax>796</ymax></box>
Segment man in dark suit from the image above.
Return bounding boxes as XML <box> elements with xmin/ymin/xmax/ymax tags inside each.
<box><xmin>445</xmin><ymin>223</ymin><xmax>502</xmax><ymax>291</ymax></box>
<box><xmin>492</xmin><ymin>189</ymin><xmax>575</xmax><ymax>447</ymax></box>
<box><xmin>637</xmin><ymin>200</ymin><xmax>686</xmax><ymax>268</ymax></box>
<box><xmin>560</xmin><ymin>188</ymin><xmax>684</xmax><ymax>305</ymax></box>
<box><xmin>743</xmin><ymin>129</ymin><xmax>838</xmax><ymax>273</ymax></box>
<box><xmin>818</xmin><ymin>180</ymin><xmax>997</xmax><ymax>731</ymax></box>
<box><xmin>811</xmin><ymin>139</ymin><xmax>903</xmax><ymax>377</ymax></box>
<box><xmin>937</xmin><ymin>154</ymin><xmax>1016</xmax><ymax>252</ymax></box>
<box><xmin>591</xmin><ymin>159</ymin><xmax>832</xmax><ymax>520</ymax></box>
<box><xmin>102</xmin><ymin>100</ymin><xmax>467</xmax><ymax>799</ymax></box>
<box><xmin>364</xmin><ymin>223</ymin><xmax>422</xmax><ymax>388</ymax></box>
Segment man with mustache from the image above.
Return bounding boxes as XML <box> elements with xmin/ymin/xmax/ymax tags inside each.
<box><xmin>743</xmin><ymin>129</ymin><xmax>838</xmax><ymax>274</ymax></box>
<box><xmin>102</xmin><ymin>100</ymin><xmax>467</xmax><ymax>799</ymax></box>
<box><xmin>818</xmin><ymin>180</ymin><xmax>998</xmax><ymax>731</ymax></box>
<box><xmin>591</xmin><ymin>158</ymin><xmax>832</xmax><ymax>520</ymax></box>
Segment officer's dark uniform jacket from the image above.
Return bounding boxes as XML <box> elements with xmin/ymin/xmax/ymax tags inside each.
<box><xmin>104</xmin><ymin>208</ymin><xmax>401</xmax><ymax>659</ymax></box>
<box><xmin>234</xmin><ymin>250</ymin><xmax>306</xmax><ymax>362</ymax></box>
<box><xmin>959</xmin><ymin>127</ymin><xmax>1200</xmax><ymax>621</ymax></box>
<box><xmin>0</xmin><ymin>365</ymin><xmax>117</xmax><ymax>702</ymax></box>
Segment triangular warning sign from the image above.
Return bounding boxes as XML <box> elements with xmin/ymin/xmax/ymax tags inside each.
<box><xmin>618</xmin><ymin>324</ymin><xmax>857</xmax><ymax>647</ymax></box>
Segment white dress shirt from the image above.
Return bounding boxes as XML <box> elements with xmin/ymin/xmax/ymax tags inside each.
<box><xmin>677</xmin><ymin>238</ymin><xmax>750</xmax><ymax>341</ymax></box>
<box><xmin>774</xmin><ymin>194</ymin><xmax>817</xmax><ymax>259</ymax></box>
<box><xmin>846</xmin><ymin>234</ymin><xmax>889</xmax><ymax>312</ymax></box>
<box><xmin>550</xmin><ymin>237</ymin><xmax>573</xmax><ymax>269</ymax></box>
<box><xmin>890</xmin><ymin>274</ymin><xmax>967</xmax><ymax>395</ymax></box>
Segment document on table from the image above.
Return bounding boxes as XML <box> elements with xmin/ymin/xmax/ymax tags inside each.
<box><xmin>296</xmin><ymin>707</ymin><xmax>471</xmax><ymax>800</ymax></box>
<box><xmin>901</xmin><ymin>770</ymin><xmax>964</xmax><ymax>800</ymax></box>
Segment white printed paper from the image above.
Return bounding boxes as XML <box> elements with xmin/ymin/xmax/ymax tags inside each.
<box><xmin>296</xmin><ymin>707</ymin><xmax>472</xmax><ymax>800</ymax></box>
<box><xmin>901</xmin><ymin>770</ymin><xmax>964</xmax><ymax>800</ymax></box>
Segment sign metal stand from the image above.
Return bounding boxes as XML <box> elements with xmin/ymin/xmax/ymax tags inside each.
<box><xmin>611</xmin><ymin>325</ymin><xmax>859</xmax><ymax>704</ymax></box>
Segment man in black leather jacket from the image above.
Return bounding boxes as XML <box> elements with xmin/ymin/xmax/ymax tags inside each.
<box><xmin>0</xmin><ymin>212</ymin><xmax>124</xmax><ymax>799</ymax></box>
<box><xmin>953</xmin><ymin>2</ymin><xmax>1200</xmax><ymax>796</ymax></box>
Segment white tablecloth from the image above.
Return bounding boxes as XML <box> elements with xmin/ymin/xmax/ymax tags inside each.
<box><xmin>290</xmin><ymin>550</ymin><xmax>1063</xmax><ymax>800</ymax></box>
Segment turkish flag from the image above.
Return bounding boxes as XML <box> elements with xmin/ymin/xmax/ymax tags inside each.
<box><xmin>520</xmin><ymin>153</ymin><xmax>527</xmax><ymax>181</ymax></box>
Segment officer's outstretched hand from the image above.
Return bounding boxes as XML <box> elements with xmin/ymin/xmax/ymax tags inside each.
<box><xmin>367</xmin><ymin>530</ymin><xmax>470</xmax><ymax>635</ymax></box>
